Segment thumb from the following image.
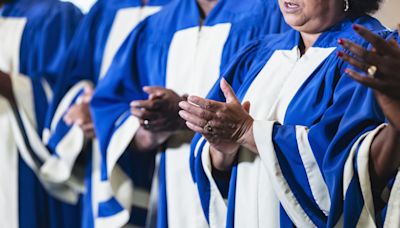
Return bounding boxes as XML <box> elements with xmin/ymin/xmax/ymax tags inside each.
<box><xmin>83</xmin><ymin>85</ymin><xmax>94</xmax><ymax>103</ymax></box>
<box><xmin>220</xmin><ymin>78</ymin><xmax>238</xmax><ymax>103</ymax></box>
<box><xmin>242</xmin><ymin>101</ymin><xmax>251</xmax><ymax>113</ymax></box>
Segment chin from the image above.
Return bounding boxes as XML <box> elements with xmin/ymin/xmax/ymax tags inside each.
<box><xmin>282</xmin><ymin>14</ymin><xmax>306</xmax><ymax>29</ymax></box>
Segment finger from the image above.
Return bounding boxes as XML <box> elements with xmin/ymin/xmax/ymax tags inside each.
<box><xmin>187</xmin><ymin>96</ymin><xmax>222</xmax><ymax>112</ymax></box>
<box><xmin>220</xmin><ymin>78</ymin><xmax>239</xmax><ymax>104</ymax></box>
<box><xmin>143</xmin><ymin>86</ymin><xmax>166</xmax><ymax>98</ymax></box>
<box><xmin>63</xmin><ymin>108</ymin><xmax>78</xmax><ymax>125</ymax></box>
<box><xmin>179</xmin><ymin>101</ymin><xmax>214</xmax><ymax>120</ymax></box>
<box><xmin>179</xmin><ymin>110</ymin><xmax>208</xmax><ymax>127</ymax></box>
<box><xmin>338</xmin><ymin>51</ymin><xmax>370</xmax><ymax>73</ymax></box>
<box><xmin>338</xmin><ymin>39</ymin><xmax>382</xmax><ymax>65</ymax></box>
<box><xmin>185</xmin><ymin>121</ymin><xmax>206</xmax><ymax>134</ymax></box>
<box><xmin>242</xmin><ymin>101</ymin><xmax>251</xmax><ymax>113</ymax></box>
<box><xmin>130</xmin><ymin>99</ymin><xmax>161</xmax><ymax>110</ymax></box>
<box><xmin>345</xmin><ymin>68</ymin><xmax>387</xmax><ymax>91</ymax></box>
<box><xmin>353</xmin><ymin>24</ymin><xmax>397</xmax><ymax>56</ymax></box>
<box><xmin>131</xmin><ymin>108</ymin><xmax>160</xmax><ymax>120</ymax></box>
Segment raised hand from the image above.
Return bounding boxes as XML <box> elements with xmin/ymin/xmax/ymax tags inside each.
<box><xmin>130</xmin><ymin>86</ymin><xmax>187</xmax><ymax>132</ymax></box>
<box><xmin>338</xmin><ymin>24</ymin><xmax>400</xmax><ymax>130</ymax></box>
<box><xmin>64</xmin><ymin>85</ymin><xmax>95</xmax><ymax>138</ymax></box>
<box><xmin>338</xmin><ymin>24</ymin><xmax>400</xmax><ymax>204</ymax></box>
<box><xmin>178</xmin><ymin>78</ymin><xmax>254</xmax><ymax>157</ymax></box>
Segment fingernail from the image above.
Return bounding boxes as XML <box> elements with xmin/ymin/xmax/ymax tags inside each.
<box><xmin>352</xmin><ymin>24</ymin><xmax>360</xmax><ymax>31</ymax></box>
<box><xmin>337</xmin><ymin>51</ymin><xmax>344</xmax><ymax>57</ymax></box>
<box><xmin>345</xmin><ymin>68</ymin><xmax>350</xmax><ymax>74</ymax></box>
<box><xmin>338</xmin><ymin>39</ymin><xmax>344</xmax><ymax>45</ymax></box>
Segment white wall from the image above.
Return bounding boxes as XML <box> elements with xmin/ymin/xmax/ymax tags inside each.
<box><xmin>374</xmin><ymin>0</ymin><xmax>400</xmax><ymax>29</ymax></box>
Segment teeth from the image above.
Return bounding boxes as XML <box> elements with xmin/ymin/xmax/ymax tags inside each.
<box><xmin>287</xmin><ymin>3</ymin><xmax>297</xmax><ymax>8</ymax></box>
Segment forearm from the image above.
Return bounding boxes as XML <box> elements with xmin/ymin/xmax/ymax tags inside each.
<box><xmin>370</xmin><ymin>124</ymin><xmax>400</xmax><ymax>195</ymax></box>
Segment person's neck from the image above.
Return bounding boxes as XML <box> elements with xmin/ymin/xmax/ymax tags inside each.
<box><xmin>299</xmin><ymin>13</ymin><xmax>348</xmax><ymax>55</ymax></box>
<box><xmin>197</xmin><ymin>0</ymin><xmax>219</xmax><ymax>22</ymax></box>
<box><xmin>299</xmin><ymin>32</ymin><xmax>321</xmax><ymax>55</ymax></box>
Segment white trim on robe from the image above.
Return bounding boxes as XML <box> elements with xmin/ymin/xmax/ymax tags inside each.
<box><xmin>342</xmin><ymin>124</ymin><xmax>400</xmax><ymax>228</ymax></box>
<box><xmin>164</xmin><ymin>23</ymin><xmax>231</xmax><ymax>228</ymax></box>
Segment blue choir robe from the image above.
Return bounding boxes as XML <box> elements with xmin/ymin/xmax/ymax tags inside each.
<box><xmin>90</xmin><ymin>0</ymin><xmax>289</xmax><ymax>227</ymax></box>
<box><xmin>0</xmin><ymin>0</ymin><xmax>83</xmax><ymax>227</ymax></box>
<box><xmin>38</xmin><ymin>0</ymin><xmax>171</xmax><ymax>227</ymax></box>
<box><xmin>190</xmin><ymin>15</ymin><xmax>400</xmax><ymax>227</ymax></box>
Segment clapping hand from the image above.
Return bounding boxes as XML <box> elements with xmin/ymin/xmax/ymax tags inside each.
<box><xmin>338</xmin><ymin>24</ymin><xmax>400</xmax><ymax>130</ymax></box>
<box><xmin>130</xmin><ymin>86</ymin><xmax>187</xmax><ymax>132</ymax></box>
<box><xmin>178</xmin><ymin>78</ymin><xmax>254</xmax><ymax>157</ymax></box>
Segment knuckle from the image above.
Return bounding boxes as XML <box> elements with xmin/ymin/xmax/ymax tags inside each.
<box><xmin>199</xmin><ymin>110</ymin><xmax>207</xmax><ymax>118</ymax></box>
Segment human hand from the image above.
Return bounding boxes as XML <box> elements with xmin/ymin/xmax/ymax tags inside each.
<box><xmin>179</xmin><ymin>78</ymin><xmax>254</xmax><ymax>156</ymax></box>
<box><xmin>64</xmin><ymin>86</ymin><xmax>95</xmax><ymax>138</ymax></box>
<box><xmin>130</xmin><ymin>86</ymin><xmax>187</xmax><ymax>132</ymax></box>
<box><xmin>338</xmin><ymin>24</ymin><xmax>400</xmax><ymax>130</ymax></box>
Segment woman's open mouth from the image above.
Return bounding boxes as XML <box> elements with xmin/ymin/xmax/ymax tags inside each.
<box><xmin>283</xmin><ymin>1</ymin><xmax>301</xmax><ymax>13</ymax></box>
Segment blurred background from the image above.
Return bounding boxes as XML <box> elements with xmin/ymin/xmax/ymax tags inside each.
<box><xmin>374</xmin><ymin>0</ymin><xmax>400</xmax><ymax>29</ymax></box>
<box><xmin>64</xmin><ymin>0</ymin><xmax>400</xmax><ymax>28</ymax></box>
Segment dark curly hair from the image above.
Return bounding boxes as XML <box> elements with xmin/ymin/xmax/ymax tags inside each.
<box><xmin>349</xmin><ymin>0</ymin><xmax>383</xmax><ymax>15</ymax></box>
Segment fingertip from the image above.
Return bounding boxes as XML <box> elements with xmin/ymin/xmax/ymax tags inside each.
<box><xmin>352</xmin><ymin>24</ymin><xmax>361</xmax><ymax>31</ymax></box>
<box><xmin>130</xmin><ymin>101</ymin><xmax>137</xmax><ymax>107</ymax></box>
<box><xmin>187</xmin><ymin>95</ymin><xmax>197</xmax><ymax>103</ymax></box>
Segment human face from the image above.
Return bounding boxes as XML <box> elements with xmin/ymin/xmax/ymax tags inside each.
<box><xmin>279</xmin><ymin>0</ymin><xmax>346</xmax><ymax>34</ymax></box>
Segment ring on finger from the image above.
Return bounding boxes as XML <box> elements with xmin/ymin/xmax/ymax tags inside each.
<box><xmin>367</xmin><ymin>65</ymin><xmax>378</xmax><ymax>78</ymax></box>
<box><xmin>204</xmin><ymin>122</ymin><xmax>213</xmax><ymax>133</ymax></box>
<box><xmin>143</xmin><ymin>119</ymin><xmax>151</xmax><ymax>129</ymax></box>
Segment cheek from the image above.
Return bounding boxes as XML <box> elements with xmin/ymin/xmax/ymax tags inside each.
<box><xmin>282</xmin><ymin>11</ymin><xmax>308</xmax><ymax>28</ymax></box>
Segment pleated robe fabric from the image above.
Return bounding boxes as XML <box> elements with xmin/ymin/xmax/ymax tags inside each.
<box><xmin>35</xmin><ymin>0</ymin><xmax>171</xmax><ymax>227</ymax></box>
<box><xmin>90</xmin><ymin>0</ymin><xmax>289</xmax><ymax>227</ymax></box>
<box><xmin>0</xmin><ymin>0</ymin><xmax>83</xmax><ymax>227</ymax></box>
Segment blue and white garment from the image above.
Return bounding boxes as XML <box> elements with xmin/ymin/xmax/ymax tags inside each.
<box><xmin>36</xmin><ymin>0</ymin><xmax>170</xmax><ymax>227</ymax></box>
<box><xmin>90</xmin><ymin>0</ymin><xmax>289</xmax><ymax>227</ymax></box>
<box><xmin>0</xmin><ymin>0</ymin><xmax>83</xmax><ymax>227</ymax></box>
<box><xmin>190</xmin><ymin>15</ymin><xmax>400</xmax><ymax>227</ymax></box>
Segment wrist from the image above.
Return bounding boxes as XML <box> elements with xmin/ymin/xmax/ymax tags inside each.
<box><xmin>370</xmin><ymin>125</ymin><xmax>400</xmax><ymax>184</ymax></box>
<box><xmin>210</xmin><ymin>146</ymin><xmax>238</xmax><ymax>171</ymax></box>
<box><xmin>132</xmin><ymin>127</ymin><xmax>166</xmax><ymax>152</ymax></box>
<box><xmin>238</xmin><ymin>119</ymin><xmax>258</xmax><ymax>154</ymax></box>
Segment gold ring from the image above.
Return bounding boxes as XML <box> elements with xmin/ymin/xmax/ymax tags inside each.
<box><xmin>367</xmin><ymin>65</ymin><xmax>377</xmax><ymax>78</ymax></box>
<box><xmin>204</xmin><ymin>122</ymin><xmax>213</xmax><ymax>133</ymax></box>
